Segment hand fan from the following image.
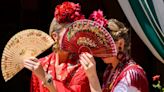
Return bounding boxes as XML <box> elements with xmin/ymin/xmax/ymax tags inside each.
<box><xmin>1</xmin><ymin>29</ymin><xmax>54</xmax><ymax>82</ymax></box>
<box><xmin>61</xmin><ymin>19</ymin><xmax>117</xmax><ymax>58</ymax></box>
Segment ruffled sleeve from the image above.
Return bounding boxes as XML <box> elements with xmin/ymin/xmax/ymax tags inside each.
<box><xmin>112</xmin><ymin>65</ymin><xmax>149</xmax><ymax>92</ymax></box>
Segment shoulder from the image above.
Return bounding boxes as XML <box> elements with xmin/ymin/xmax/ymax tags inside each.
<box><xmin>113</xmin><ymin>64</ymin><xmax>149</xmax><ymax>92</ymax></box>
<box><xmin>113</xmin><ymin>63</ymin><xmax>148</xmax><ymax>86</ymax></box>
<box><xmin>119</xmin><ymin>64</ymin><xmax>147</xmax><ymax>82</ymax></box>
<box><xmin>124</xmin><ymin>64</ymin><xmax>146</xmax><ymax>78</ymax></box>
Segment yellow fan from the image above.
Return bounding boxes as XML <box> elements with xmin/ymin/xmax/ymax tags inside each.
<box><xmin>1</xmin><ymin>29</ymin><xmax>54</xmax><ymax>82</ymax></box>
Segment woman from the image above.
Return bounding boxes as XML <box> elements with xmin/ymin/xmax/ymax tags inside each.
<box><xmin>23</xmin><ymin>1</ymin><xmax>90</xmax><ymax>92</ymax></box>
<box><xmin>79</xmin><ymin>16</ymin><xmax>149</xmax><ymax>91</ymax></box>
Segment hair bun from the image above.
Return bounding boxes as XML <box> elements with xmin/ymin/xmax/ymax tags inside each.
<box><xmin>108</xmin><ymin>19</ymin><xmax>128</xmax><ymax>33</ymax></box>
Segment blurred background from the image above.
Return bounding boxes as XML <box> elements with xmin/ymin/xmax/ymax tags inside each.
<box><xmin>0</xmin><ymin>0</ymin><xmax>163</xmax><ymax>92</ymax></box>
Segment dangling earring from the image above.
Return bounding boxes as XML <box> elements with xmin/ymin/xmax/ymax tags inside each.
<box><xmin>51</xmin><ymin>32</ymin><xmax>60</xmax><ymax>52</ymax></box>
<box><xmin>52</xmin><ymin>40</ymin><xmax>59</xmax><ymax>52</ymax></box>
<box><xmin>117</xmin><ymin>47</ymin><xmax>125</xmax><ymax>61</ymax></box>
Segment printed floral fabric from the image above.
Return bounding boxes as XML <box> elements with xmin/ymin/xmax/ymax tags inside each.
<box><xmin>30</xmin><ymin>52</ymin><xmax>91</xmax><ymax>92</ymax></box>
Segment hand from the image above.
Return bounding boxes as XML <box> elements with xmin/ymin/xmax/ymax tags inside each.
<box><xmin>24</xmin><ymin>58</ymin><xmax>57</xmax><ymax>92</ymax></box>
<box><xmin>24</xmin><ymin>57</ymin><xmax>45</xmax><ymax>81</ymax></box>
<box><xmin>79</xmin><ymin>52</ymin><xmax>97</xmax><ymax>78</ymax></box>
<box><xmin>79</xmin><ymin>52</ymin><xmax>102</xmax><ymax>92</ymax></box>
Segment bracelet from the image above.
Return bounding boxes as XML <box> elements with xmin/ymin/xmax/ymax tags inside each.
<box><xmin>42</xmin><ymin>73</ymin><xmax>53</xmax><ymax>86</ymax></box>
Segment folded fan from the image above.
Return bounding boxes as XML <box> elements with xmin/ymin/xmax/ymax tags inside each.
<box><xmin>61</xmin><ymin>19</ymin><xmax>117</xmax><ymax>58</ymax></box>
<box><xmin>1</xmin><ymin>29</ymin><xmax>54</xmax><ymax>82</ymax></box>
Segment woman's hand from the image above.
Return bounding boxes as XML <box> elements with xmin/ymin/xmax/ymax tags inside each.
<box><xmin>79</xmin><ymin>52</ymin><xmax>102</xmax><ymax>92</ymax></box>
<box><xmin>23</xmin><ymin>57</ymin><xmax>45</xmax><ymax>81</ymax></box>
<box><xmin>79</xmin><ymin>52</ymin><xmax>97</xmax><ymax>78</ymax></box>
<box><xmin>24</xmin><ymin>57</ymin><xmax>57</xmax><ymax>92</ymax></box>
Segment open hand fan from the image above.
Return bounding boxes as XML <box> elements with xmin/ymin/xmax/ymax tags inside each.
<box><xmin>1</xmin><ymin>29</ymin><xmax>54</xmax><ymax>82</ymax></box>
<box><xmin>61</xmin><ymin>19</ymin><xmax>117</xmax><ymax>58</ymax></box>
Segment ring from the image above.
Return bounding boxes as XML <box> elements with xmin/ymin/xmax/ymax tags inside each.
<box><xmin>85</xmin><ymin>63</ymin><xmax>89</xmax><ymax>67</ymax></box>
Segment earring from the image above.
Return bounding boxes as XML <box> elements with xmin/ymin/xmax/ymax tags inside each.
<box><xmin>118</xmin><ymin>47</ymin><xmax>122</xmax><ymax>51</ymax></box>
<box><xmin>52</xmin><ymin>40</ymin><xmax>59</xmax><ymax>52</ymax></box>
<box><xmin>117</xmin><ymin>47</ymin><xmax>125</xmax><ymax>61</ymax></box>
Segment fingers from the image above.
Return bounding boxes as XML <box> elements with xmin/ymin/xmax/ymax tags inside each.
<box><xmin>24</xmin><ymin>59</ymin><xmax>38</xmax><ymax>66</ymax></box>
<box><xmin>79</xmin><ymin>52</ymin><xmax>95</xmax><ymax>69</ymax></box>
<box><xmin>28</xmin><ymin>57</ymin><xmax>38</xmax><ymax>62</ymax></box>
<box><xmin>80</xmin><ymin>53</ymin><xmax>90</xmax><ymax>65</ymax></box>
<box><xmin>23</xmin><ymin>57</ymin><xmax>46</xmax><ymax>81</ymax></box>
<box><xmin>85</xmin><ymin>52</ymin><xmax>95</xmax><ymax>64</ymax></box>
<box><xmin>24</xmin><ymin>61</ymin><xmax>34</xmax><ymax>71</ymax></box>
<box><xmin>85</xmin><ymin>52</ymin><xmax>93</xmax><ymax>58</ymax></box>
<box><xmin>79</xmin><ymin>59</ymin><xmax>87</xmax><ymax>69</ymax></box>
<box><xmin>23</xmin><ymin>57</ymin><xmax>39</xmax><ymax>71</ymax></box>
<box><xmin>80</xmin><ymin>52</ymin><xmax>94</xmax><ymax>64</ymax></box>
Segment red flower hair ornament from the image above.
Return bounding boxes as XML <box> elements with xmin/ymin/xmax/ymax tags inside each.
<box><xmin>54</xmin><ymin>1</ymin><xmax>85</xmax><ymax>23</ymax></box>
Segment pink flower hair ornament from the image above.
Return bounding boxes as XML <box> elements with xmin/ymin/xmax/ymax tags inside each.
<box><xmin>89</xmin><ymin>9</ymin><xmax>108</xmax><ymax>27</ymax></box>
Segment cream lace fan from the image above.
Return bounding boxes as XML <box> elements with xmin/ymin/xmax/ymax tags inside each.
<box><xmin>1</xmin><ymin>29</ymin><xmax>54</xmax><ymax>82</ymax></box>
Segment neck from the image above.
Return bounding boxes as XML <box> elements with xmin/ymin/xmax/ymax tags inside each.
<box><xmin>57</xmin><ymin>50</ymin><xmax>69</xmax><ymax>64</ymax></box>
<box><xmin>103</xmin><ymin>56</ymin><xmax>120</xmax><ymax>70</ymax></box>
<box><xmin>111</xmin><ymin>58</ymin><xmax>119</xmax><ymax>70</ymax></box>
